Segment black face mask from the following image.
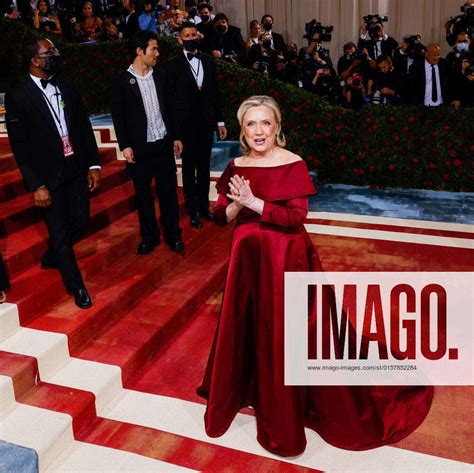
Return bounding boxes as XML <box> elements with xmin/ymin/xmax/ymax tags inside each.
<box><xmin>188</xmin><ymin>8</ymin><xmax>197</xmax><ymax>18</ymax></box>
<box><xmin>216</xmin><ymin>23</ymin><xmax>227</xmax><ymax>34</ymax></box>
<box><xmin>262</xmin><ymin>39</ymin><xmax>271</xmax><ymax>49</ymax></box>
<box><xmin>182</xmin><ymin>39</ymin><xmax>200</xmax><ymax>52</ymax></box>
<box><xmin>43</xmin><ymin>55</ymin><xmax>63</xmax><ymax>76</ymax></box>
<box><xmin>200</xmin><ymin>13</ymin><xmax>209</xmax><ymax>22</ymax></box>
<box><xmin>263</xmin><ymin>22</ymin><xmax>272</xmax><ymax>31</ymax></box>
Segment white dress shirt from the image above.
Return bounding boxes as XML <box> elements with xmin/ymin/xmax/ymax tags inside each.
<box><xmin>424</xmin><ymin>60</ymin><xmax>443</xmax><ymax>107</ymax></box>
<box><xmin>182</xmin><ymin>51</ymin><xmax>225</xmax><ymax>128</ymax></box>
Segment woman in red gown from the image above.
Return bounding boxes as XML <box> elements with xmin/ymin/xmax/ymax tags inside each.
<box><xmin>197</xmin><ymin>95</ymin><xmax>433</xmax><ymax>457</ymax></box>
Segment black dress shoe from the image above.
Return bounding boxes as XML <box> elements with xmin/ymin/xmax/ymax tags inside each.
<box><xmin>190</xmin><ymin>214</ymin><xmax>203</xmax><ymax>228</ymax></box>
<box><xmin>137</xmin><ymin>240</ymin><xmax>159</xmax><ymax>255</ymax></box>
<box><xmin>41</xmin><ymin>255</ymin><xmax>58</xmax><ymax>270</ymax></box>
<box><xmin>74</xmin><ymin>286</ymin><xmax>92</xmax><ymax>309</ymax></box>
<box><xmin>199</xmin><ymin>210</ymin><xmax>213</xmax><ymax>221</ymax></box>
<box><xmin>168</xmin><ymin>239</ymin><xmax>185</xmax><ymax>253</ymax></box>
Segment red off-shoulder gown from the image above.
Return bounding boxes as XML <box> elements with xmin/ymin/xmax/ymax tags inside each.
<box><xmin>197</xmin><ymin>160</ymin><xmax>433</xmax><ymax>457</ymax></box>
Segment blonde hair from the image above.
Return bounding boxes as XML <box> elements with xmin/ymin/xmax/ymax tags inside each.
<box><xmin>237</xmin><ymin>95</ymin><xmax>286</xmax><ymax>155</ymax></box>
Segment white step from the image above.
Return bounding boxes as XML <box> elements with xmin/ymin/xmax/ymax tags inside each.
<box><xmin>46</xmin><ymin>441</ymin><xmax>196</xmax><ymax>472</ymax></box>
<box><xmin>0</xmin><ymin>303</ymin><xmax>20</xmax><ymax>342</ymax></box>
<box><xmin>0</xmin><ymin>376</ymin><xmax>73</xmax><ymax>471</ymax></box>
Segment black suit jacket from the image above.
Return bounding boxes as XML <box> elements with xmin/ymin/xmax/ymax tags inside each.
<box><xmin>203</xmin><ymin>25</ymin><xmax>245</xmax><ymax>60</ymax></box>
<box><xmin>165</xmin><ymin>53</ymin><xmax>223</xmax><ymax>141</ymax></box>
<box><xmin>5</xmin><ymin>76</ymin><xmax>100</xmax><ymax>192</ymax></box>
<box><xmin>123</xmin><ymin>11</ymin><xmax>139</xmax><ymax>39</ymax></box>
<box><xmin>271</xmin><ymin>32</ymin><xmax>286</xmax><ymax>54</ymax></box>
<box><xmin>407</xmin><ymin>59</ymin><xmax>450</xmax><ymax>105</ymax></box>
<box><xmin>358</xmin><ymin>36</ymin><xmax>398</xmax><ymax>60</ymax></box>
<box><xmin>110</xmin><ymin>67</ymin><xmax>173</xmax><ymax>162</ymax></box>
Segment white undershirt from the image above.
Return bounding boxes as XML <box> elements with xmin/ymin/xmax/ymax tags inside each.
<box><xmin>127</xmin><ymin>65</ymin><xmax>167</xmax><ymax>142</ymax></box>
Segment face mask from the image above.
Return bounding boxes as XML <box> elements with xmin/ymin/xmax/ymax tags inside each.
<box><xmin>43</xmin><ymin>55</ymin><xmax>63</xmax><ymax>76</ymax></box>
<box><xmin>200</xmin><ymin>14</ymin><xmax>209</xmax><ymax>22</ymax></box>
<box><xmin>182</xmin><ymin>39</ymin><xmax>200</xmax><ymax>52</ymax></box>
<box><xmin>216</xmin><ymin>23</ymin><xmax>226</xmax><ymax>34</ymax></box>
<box><xmin>263</xmin><ymin>22</ymin><xmax>272</xmax><ymax>31</ymax></box>
<box><xmin>188</xmin><ymin>8</ymin><xmax>197</xmax><ymax>18</ymax></box>
<box><xmin>456</xmin><ymin>43</ymin><xmax>469</xmax><ymax>52</ymax></box>
<box><xmin>262</xmin><ymin>39</ymin><xmax>271</xmax><ymax>48</ymax></box>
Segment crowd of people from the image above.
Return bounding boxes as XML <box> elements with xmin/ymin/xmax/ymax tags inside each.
<box><xmin>2</xmin><ymin>1</ymin><xmax>473</xmax><ymax>108</ymax></box>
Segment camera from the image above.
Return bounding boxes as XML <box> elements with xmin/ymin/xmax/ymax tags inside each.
<box><xmin>363</xmin><ymin>14</ymin><xmax>388</xmax><ymax>39</ymax></box>
<box><xmin>464</xmin><ymin>57</ymin><xmax>474</xmax><ymax>76</ymax></box>
<box><xmin>402</xmin><ymin>34</ymin><xmax>426</xmax><ymax>59</ymax></box>
<box><xmin>256</xmin><ymin>53</ymin><xmax>270</xmax><ymax>72</ymax></box>
<box><xmin>304</xmin><ymin>19</ymin><xmax>334</xmax><ymax>42</ymax></box>
<box><xmin>346</xmin><ymin>48</ymin><xmax>366</xmax><ymax>61</ymax></box>
<box><xmin>461</xmin><ymin>5</ymin><xmax>474</xmax><ymax>16</ymax></box>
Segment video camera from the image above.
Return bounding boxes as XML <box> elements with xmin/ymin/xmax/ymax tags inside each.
<box><xmin>461</xmin><ymin>4</ymin><xmax>474</xmax><ymax>16</ymax></box>
<box><xmin>447</xmin><ymin>4</ymin><xmax>474</xmax><ymax>39</ymax></box>
<box><xmin>304</xmin><ymin>19</ymin><xmax>334</xmax><ymax>42</ymax></box>
<box><xmin>402</xmin><ymin>34</ymin><xmax>426</xmax><ymax>59</ymax></box>
<box><xmin>363</xmin><ymin>14</ymin><xmax>388</xmax><ymax>39</ymax></box>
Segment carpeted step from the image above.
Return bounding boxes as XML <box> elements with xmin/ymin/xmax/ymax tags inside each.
<box><xmin>24</xmin><ymin>217</ymin><xmax>222</xmax><ymax>354</ymax></box>
<box><xmin>0</xmin><ymin>146</ymin><xmax>118</xmax><ymax>177</ymax></box>
<box><xmin>77</xmin><ymin>224</ymin><xmax>233</xmax><ymax>384</ymax></box>
<box><xmin>0</xmin><ymin>354</ymin><xmax>313</xmax><ymax>473</ymax></box>
<box><xmin>1</xmin><ymin>179</ymin><xmax>137</xmax><ymax>279</ymax></box>
<box><xmin>0</xmin><ymin>350</ymin><xmax>39</xmax><ymax>400</ymax></box>
<box><xmin>0</xmin><ymin>160</ymin><xmax>128</xmax><ymax>237</ymax></box>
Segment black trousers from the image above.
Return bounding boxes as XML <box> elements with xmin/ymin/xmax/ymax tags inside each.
<box><xmin>42</xmin><ymin>157</ymin><xmax>89</xmax><ymax>292</ymax></box>
<box><xmin>0</xmin><ymin>254</ymin><xmax>9</xmax><ymax>291</ymax></box>
<box><xmin>181</xmin><ymin>124</ymin><xmax>214</xmax><ymax>216</ymax></box>
<box><xmin>130</xmin><ymin>138</ymin><xmax>181</xmax><ymax>244</ymax></box>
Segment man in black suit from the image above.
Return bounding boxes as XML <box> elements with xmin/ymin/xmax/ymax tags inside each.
<box><xmin>5</xmin><ymin>37</ymin><xmax>101</xmax><ymax>308</ymax></box>
<box><xmin>407</xmin><ymin>43</ymin><xmax>453</xmax><ymax>106</ymax></box>
<box><xmin>261</xmin><ymin>14</ymin><xmax>285</xmax><ymax>55</ymax></box>
<box><xmin>122</xmin><ymin>0</ymin><xmax>139</xmax><ymax>39</ymax></box>
<box><xmin>202</xmin><ymin>12</ymin><xmax>245</xmax><ymax>63</ymax></box>
<box><xmin>166</xmin><ymin>22</ymin><xmax>227</xmax><ymax>228</ymax></box>
<box><xmin>111</xmin><ymin>30</ymin><xmax>183</xmax><ymax>255</ymax></box>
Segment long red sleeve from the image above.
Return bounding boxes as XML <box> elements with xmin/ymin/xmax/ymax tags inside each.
<box><xmin>260</xmin><ymin>197</ymin><xmax>309</xmax><ymax>229</ymax></box>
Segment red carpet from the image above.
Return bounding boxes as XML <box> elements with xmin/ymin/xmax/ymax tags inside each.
<box><xmin>0</xmin><ymin>134</ymin><xmax>472</xmax><ymax>470</ymax></box>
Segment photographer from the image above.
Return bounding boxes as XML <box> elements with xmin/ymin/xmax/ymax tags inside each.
<box><xmin>393</xmin><ymin>34</ymin><xmax>426</xmax><ymax>75</ymax></box>
<box><xmin>276</xmin><ymin>42</ymin><xmax>301</xmax><ymax>85</ymax></box>
<box><xmin>202</xmin><ymin>12</ymin><xmax>245</xmax><ymax>63</ymax></box>
<box><xmin>446</xmin><ymin>31</ymin><xmax>471</xmax><ymax>70</ymax></box>
<box><xmin>299</xmin><ymin>19</ymin><xmax>334</xmax><ymax>66</ymax></box>
<box><xmin>445</xmin><ymin>2</ymin><xmax>474</xmax><ymax>46</ymax></box>
<box><xmin>261</xmin><ymin>14</ymin><xmax>286</xmax><ymax>55</ymax></box>
<box><xmin>300</xmin><ymin>41</ymin><xmax>332</xmax><ymax>90</ymax></box>
<box><xmin>345</xmin><ymin>72</ymin><xmax>366</xmax><ymax>109</ymax></box>
<box><xmin>358</xmin><ymin>15</ymin><xmax>398</xmax><ymax>66</ymax></box>
<box><xmin>367</xmin><ymin>55</ymin><xmax>403</xmax><ymax>105</ymax></box>
<box><xmin>310</xmin><ymin>65</ymin><xmax>342</xmax><ymax>103</ymax></box>
<box><xmin>457</xmin><ymin>54</ymin><xmax>474</xmax><ymax>107</ymax></box>
<box><xmin>337</xmin><ymin>41</ymin><xmax>369</xmax><ymax>80</ymax></box>
<box><xmin>246</xmin><ymin>31</ymin><xmax>279</xmax><ymax>76</ymax></box>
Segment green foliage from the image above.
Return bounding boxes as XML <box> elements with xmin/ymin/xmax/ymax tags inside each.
<box><xmin>1</xmin><ymin>19</ymin><xmax>472</xmax><ymax>191</ymax></box>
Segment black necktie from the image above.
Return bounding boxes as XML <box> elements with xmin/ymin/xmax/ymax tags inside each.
<box><xmin>187</xmin><ymin>52</ymin><xmax>200</xmax><ymax>61</ymax></box>
<box><xmin>431</xmin><ymin>64</ymin><xmax>438</xmax><ymax>102</ymax></box>
<box><xmin>40</xmin><ymin>76</ymin><xmax>56</xmax><ymax>89</ymax></box>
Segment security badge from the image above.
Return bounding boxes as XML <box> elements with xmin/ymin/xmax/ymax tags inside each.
<box><xmin>62</xmin><ymin>135</ymin><xmax>74</xmax><ymax>157</ymax></box>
